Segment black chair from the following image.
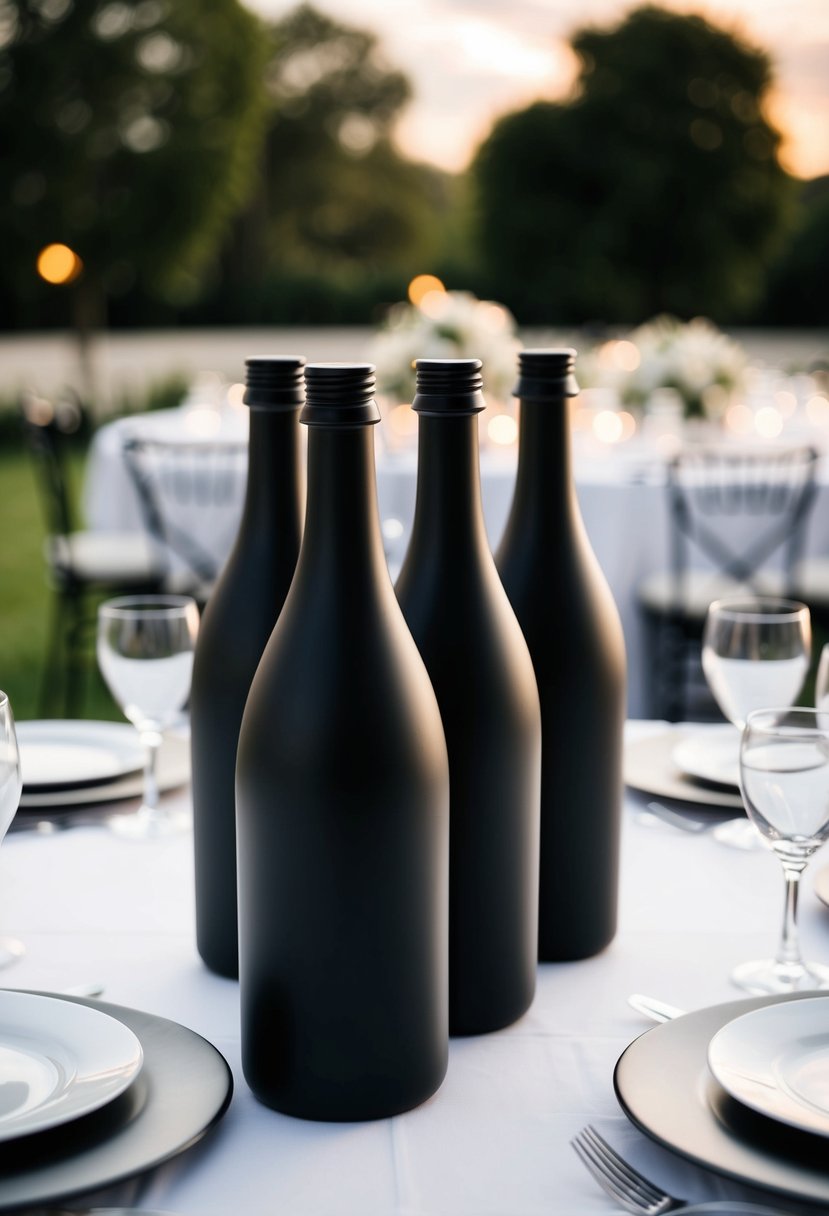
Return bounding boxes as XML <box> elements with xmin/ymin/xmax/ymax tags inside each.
<box><xmin>121</xmin><ymin>436</ymin><xmax>249</xmax><ymax>605</ymax></box>
<box><xmin>20</xmin><ymin>391</ymin><xmax>168</xmax><ymax>717</ymax></box>
<box><xmin>637</xmin><ymin>444</ymin><xmax>819</xmax><ymax>722</ymax></box>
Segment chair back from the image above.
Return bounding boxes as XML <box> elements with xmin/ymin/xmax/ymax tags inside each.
<box><xmin>666</xmin><ymin>444</ymin><xmax>819</xmax><ymax>596</ymax></box>
<box><xmin>19</xmin><ymin>390</ymin><xmax>85</xmax><ymax>541</ymax></box>
<box><xmin>122</xmin><ymin>436</ymin><xmax>248</xmax><ymax>584</ymax></box>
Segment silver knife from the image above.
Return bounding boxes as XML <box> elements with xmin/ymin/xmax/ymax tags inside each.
<box><xmin>628</xmin><ymin>992</ymin><xmax>685</xmax><ymax>1022</ymax></box>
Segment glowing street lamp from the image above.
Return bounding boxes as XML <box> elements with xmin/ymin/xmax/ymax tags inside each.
<box><xmin>36</xmin><ymin>243</ymin><xmax>83</xmax><ymax>285</ymax></box>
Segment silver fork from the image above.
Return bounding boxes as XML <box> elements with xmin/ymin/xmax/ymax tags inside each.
<box><xmin>571</xmin><ymin>1125</ymin><xmax>790</xmax><ymax>1214</ymax></box>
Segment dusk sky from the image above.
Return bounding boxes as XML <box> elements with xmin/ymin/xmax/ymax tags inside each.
<box><xmin>247</xmin><ymin>0</ymin><xmax>829</xmax><ymax>180</ymax></box>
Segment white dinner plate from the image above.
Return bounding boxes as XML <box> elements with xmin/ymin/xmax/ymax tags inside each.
<box><xmin>0</xmin><ymin>990</ymin><xmax>142</xmax><ymax>1141</ymax></box>
<box><xmin>623</xmin><ymin>729</ymin><xmax>744</xmax><ymax>810</ymax></box>
<box><xmin>18</xmin><ymin>729</ymin><xmax>189</xmax><ymax>810</ymax></box>
<box><xmin>708</xmin><ymin>996</ymin><xmax>829</xmax><ymax>1137</ymax></box>
<box><xmin>671</xmin><ymin>724</ymin><xmax>741</xmax><ymax>790</ymax></box>
<box><xmin>17</xmin><ymin>721</ymin><xmax>143</xmax><ymax>792</ymax></box>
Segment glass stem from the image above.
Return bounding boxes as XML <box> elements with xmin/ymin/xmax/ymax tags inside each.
<box><xmin>140</xmin><ymin>731</ymin><xmax>163</xmax><ymax>817</ymax></box>
<box><xmin>776</xmin><ymin>862</ymin><xmax>806</xmax><ymax>969</ymax></box>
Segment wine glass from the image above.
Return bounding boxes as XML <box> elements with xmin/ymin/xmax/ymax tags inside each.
<box><xmin>701</xmin><ymin>596</ymin><xmax>811</xmax><ymax>848</ymax></box>
<box><xmin>0</xmin><ymin>692</ymin><xmax>24</xmax><ymax>966</ymax></box>
<box><xmin>733</xmin><ymin>707</ymin><xmax>829</xmax><ymax>994</ymax></box>
<box><xmin>97</xmin><ymin>595</ymin><xmax>199</xmax><ymax>838</ymax></box>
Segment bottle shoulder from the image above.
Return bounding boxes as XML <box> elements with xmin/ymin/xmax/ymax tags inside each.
<box><xmin>398</xmin><ymin>557</ymin><xmax>539</xmax><ymax>720</ymax></box>
<box><xmin>398</xmin><ymin>545</ymin><xmax>522</xmax><ymax>635</ymax></box>
<box><xmin>239</xmin><ymin>574</ymin><xmax>448</xmax><ymax>764</ymax></box>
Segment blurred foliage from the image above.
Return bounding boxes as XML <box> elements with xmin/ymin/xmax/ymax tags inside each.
<box><xmin>108</xmin><ymin>370</ymin><xmax>189</xmax><ymax>416</ymax></box>
<box><xmin>202</xmin><ymin>3</ymin><xmax>455</xmax><ymax>323</ymax></box>
<box><xmin>0</xmin><ymin>1</ymin><xmax>822</xmax><ymax>333</ymax></box>
<box><xmin>760</xmin><ymin>176</ymin><xmax>829</xmax><ymax>326</ymax></box>
<box><xmin>0</xmin><ymin>372</ymin><xmax>188</xmax><ymax>449</ymax></box>
<box><xmin>0</xmin><ymin>442</ymin><xmax>124</xmax><ymax>721</ymax></box>
<box><xmin>471</xmin><ymin>5</ymin><xmax>794</xmax><ymax>325</ymax></box>
<box><xmin>0</xmin><ymin>1</ymin><xmax>457</xmax><ymax>329</ymax></box>
<box><xmin>0</xmin><ymin>0</ymin><xmax>267</xmax><ymax>328</ymax></box>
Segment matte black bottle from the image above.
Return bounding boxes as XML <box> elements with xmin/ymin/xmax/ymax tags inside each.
<box><xmin>236</xmin><ymin>363</ymin><xmax>449</xmax><ymax>1121</ymax></box>
<box><xmin>190</xmin><ymin>356</ymin><xmax>304</xmax><ymax>979</ymax></box>
<box><xmin>396</xmin><ymin>359</ymin><xmax>541</xmax><ymax>1036</ymax></box>
<box><xmin>496</xmin><ymin>349</ymin><xmax>626</xmax><ymax>961</ymax></box>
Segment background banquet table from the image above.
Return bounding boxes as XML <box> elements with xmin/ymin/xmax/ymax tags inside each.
<box><xmin>4</xmin><ymin>721</ymin><xmax>829</xmax><ymax>1213</ymax></box>
<box><xmin>84</xmin><ymin>409</ymin><xmax>829</xmax><ymax>717</ymax></box>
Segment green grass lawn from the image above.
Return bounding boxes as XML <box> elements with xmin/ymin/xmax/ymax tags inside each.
<box><xmin>0</xmin><ymin>443</ymin><xmax>120</xmax><ymax>722</ymax></box>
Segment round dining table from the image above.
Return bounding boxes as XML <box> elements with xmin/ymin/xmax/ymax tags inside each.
<box><xmin>83</xmin><ymin>405</ymin><xmax>829</xmax><ymax>718</ymax></box>
<box><xmin>3</xmin><ymin>720</ymin><xmax>828</xmax><ymax>1213</ymax></box>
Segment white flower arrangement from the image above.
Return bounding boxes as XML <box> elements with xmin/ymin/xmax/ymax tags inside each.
<box><xmin>616</xmin><ymin>315</ymin><xmax>747</xmax><ymax>420</ymax></box>
<box><xmin>369</xmin><ymin>289</ymin><xmax>522</xmax><ymax>405</ymax></box>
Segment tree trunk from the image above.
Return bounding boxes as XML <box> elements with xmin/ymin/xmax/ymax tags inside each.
<box><xmin>72</xmin><ymin>274</ymin><xmax>107</xmax><ymax>415</ymax></box>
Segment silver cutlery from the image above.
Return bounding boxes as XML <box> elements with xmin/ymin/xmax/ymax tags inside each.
<box><xmin>628</xmin><ymin>992</ymin><xmax>685</xmax><ymax>1023</ymax></box>
<box><xmin>572</xmin><ymin>1124</ymin><xmax>791</xmax><ymax>1214</ymax></box>
<box><xmin>59</xmin><ymin>980</ymin><xmax>106</xmax><ymax>997</ymax></box>
<box><xmin>639</xmin><ymin>802</ymin><xmax>763</xmax><ymax>853</ymax></box>
<box><xmin>641</xmin><ymin>801</ymin><xmax>711</xmax><ymax>833</ymax></box>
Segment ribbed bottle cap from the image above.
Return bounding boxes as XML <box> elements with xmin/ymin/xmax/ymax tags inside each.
<box><xmin>514</xmin><ymin>348</ymin><xmax>579</xmax><ymax>400</ymax></box>
<box><xmin>412</xmin><ymin>359</ymin><xmax>485</xmax><ymax>416</ymax></box>
<box><xmin>243</xmin><ymin>357</ymin><xmax>306</xmax><ymax>410</ymax></box>
<box><xmin>300</xmin><ymin>363</ymin><xmax>381</xmax><ymax>427</ymax></box>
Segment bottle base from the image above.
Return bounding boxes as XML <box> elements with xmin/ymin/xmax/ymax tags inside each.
<box><xmin>538</xmin><ymin>931</ymin><xmax>616</xmax><ymax>963</ymax></box>
<box><xmin>197</xmin><ymin>951</ymin><xmax>239</xmax><ymax>981</ymax></box>
<box><xmin>449</xmin><ymin>989</ymin><xmax>536</xmax><ymax>1038</ymax></box>
<box><xmin>196</xmin><ymin>933</ymin><xmax>239</xmax><ymax>980</ymax></box>
<box><xmin>245</xmin><ymin>1062</ymin><xmax>448</xmax><ymax>1122</ymax></box>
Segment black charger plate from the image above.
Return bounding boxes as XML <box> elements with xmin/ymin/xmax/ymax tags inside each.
<box><xmin>0</xmin><ymin>993</ymin><xmax>232</xmax><ymax>1212</ymax></box>
<box><xmin>614</xmin><ymin>992</ymin><xmax>829</xmax><ymax>1208</ymax></box>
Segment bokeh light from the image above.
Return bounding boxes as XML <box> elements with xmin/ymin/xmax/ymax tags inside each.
<box><xmin>418</xmin><ymin>290</ymin><xmax>451</xmax><ymax>320</ymax></box>
<box><xmin>618</xmin><ymin>411</ymin><xmax>637</xmax><ymax>440</ymax></box>
<box><xmin>487</xmin><ymin>414</ymin><xmax>518</xmax><ymax>446</ymax></box>
<box><xmin>388</xmin><ymin>403</ymin><xmax>419</xmax><ymax>438</ymax></box>
<box><xmin>614</xmin><ymin>342</ymin><xmax>641</xmax><ymax>372</ymax></box>
<box><xmin>477</xmin><ymin>302</ymin><xmax>511</xmax><ymax>332</ymax></box>
<box><xmin>184</xmin><ymin>407</ymin><xmax>222</xmax><ymax>437</ymax></box>
<box><xmin>36</xmin><ymin>243</ymin><xmax>83</xmax><ymax>285</ymax></box>
<box><xmin>226</xmin><ymin>382</ymin><xmax>247</xmax><ymax>410</ymax></box>
<box><xmin>408</xmin><ymin>274</ymin><xmax>445</xmax><ymax>308</ymax></box>
<box><xmin>572</xmin><ymin>405</ymin><xmax>595</xmax><ymax>431</ymax></box>
<box><xmin>597</xmin><ymin>340</ymin><xmax>640</xmax><ymax>371</ymax></box>
<box><xmin>593</xmin><ymin>410</ymin><xmax>624</xmax><ymax>443</ymax></box>
<box><xmin>382</xmin><ymin>518</ymin><xmax>405</xmax><ymax>541</ymax></box>
<box><xmin>807</xmin><ymin>395</ymin><xmax>829</xmax><ymax>427</ymax></box>
<box><xmin>724</xmin><ymin>402</ymin><xmax>755</xmax><ymax>434</ymax></box>
<box><xmin>754</xmin><ymin>406</ymin><xmax>783</xmax><ymax>438</ymax></box>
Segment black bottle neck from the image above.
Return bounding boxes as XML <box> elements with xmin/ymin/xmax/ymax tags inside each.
<box><xmin>239</xmin><ymin>408</ymin><xmax>302</xmax><ymax>535</ymax></box>
<box><xmin>408</xmin><ymin>414</ymin><xmax>490</xmax><ymax>559</ymax></box>
<box><xmin>297</xmin><ymin>425</ymin><xmax>387</xmax><ymax>582</ymax></box>
<box><xmin>512</xmin><ymin>394</ymin><xmax>578</xmax><ymax>525</ymax></box>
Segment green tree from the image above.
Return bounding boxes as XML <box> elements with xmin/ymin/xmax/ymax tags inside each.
<box><xmin>471</xmin><ymin>5</ymin><xmax>793</xmax><ymax>324</ymax></box>
<box><xmin>216</xmin><ymin>3</ymin><xmax>453</xmax><ymax>320</ymax></box>
<box><xmin>762</xmin><ymin>176</ymin><xmax>829</xmax><ymax>325</ymax></box>
<box><xmin>0</xmin><ymin>0</ymin><xmax>267</xmax><ymax>392</ymax></box>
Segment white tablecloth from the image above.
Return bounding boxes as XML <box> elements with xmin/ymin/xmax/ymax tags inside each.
<box><xmin>4</xmin><ymin>722</ymin><xmax>829</xmax><ymax>1213</ymax></box>
<box><xmin>84</xmin><ymin>411</ymin><xmax>829</xmax><ymax>718</ymax></box>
